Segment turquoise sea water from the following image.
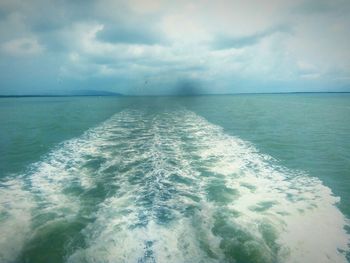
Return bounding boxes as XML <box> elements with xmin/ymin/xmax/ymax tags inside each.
<box><xmin>0</xmin><ymin>94</ymin><xmax>349</xmax><ymax>262</ymax></box>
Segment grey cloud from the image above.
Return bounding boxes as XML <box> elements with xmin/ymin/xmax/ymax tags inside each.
<box><xmin>0</xmin><ymin>0</ymin><xmax>349</xmax><ymax>95</ymax></box>
<box><xmin>96</xmin><ymin>23</ymin><xmax>163</xmax><ymax>45</ymax></box>
<box><xmin>0</xmin><ymin>7</ymin><xmax>9</xmax><ymax>21</ymax></box>
<box><xmin>211</xmin><ymin>25</ymin><xmax>292</xmax><ymax>50</ymax></box>
<box><xmin>3</xmin><ymin>0</ymin><xmax>95</xmax><ymax>32</ymax></box>
<box><xmin>0</xmin><ymin>0</ymin><xmax>163</xmax><ymax>51</ymax></box>
<box><xmin>294</xmin><ymin>0</ymin><xmax>350</xmax><ymax>14</ymax></box>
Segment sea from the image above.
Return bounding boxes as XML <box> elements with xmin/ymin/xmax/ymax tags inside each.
<box><xmin>0</xmin><ymin>94</ymin><xmax>349</xmax><ymax>263</ymax></box>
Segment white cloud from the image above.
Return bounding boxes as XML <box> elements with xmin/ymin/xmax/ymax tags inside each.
<box><xmin>1</xmin><ymin>37</ymin><xmax>44</xmax><ymax>56</ymax></box>
<box><xmin>1</xmin><ymin>0</ymin><xmax>350</xmax><ymax>93</ymax></box>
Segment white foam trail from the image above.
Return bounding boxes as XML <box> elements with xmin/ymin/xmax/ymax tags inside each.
<box><xmin>0</xmin><ymin>110</ymin><xmax>138</xmax><ymax>261</ymax></box>
<box><xmin>0</xmin><ymin>179</ymin><xmax>34</xmax><ymax>262</ymax></box>
<box><xmin>0</xmin><ymin>109</ymin><xmax>349</xmax><ymax>263</ymax></box>
<box><xmin>68</xmin><ymin>112</ymin><xmax>223</xmax><ymax>263</ymax></box>
<box><xmin>67</xmin><ymin>110</ymin><xmax>349</xmax><ymax>263</ymax></box>
<box><xmin>182</xmin><ymin>112</ymin><xmax>349</xmax><ymax>263</ymax></box>
<box><xmin>29</xmin><ymin>111</ymin><xmax>141</xmax><ymax>203</ymax></box>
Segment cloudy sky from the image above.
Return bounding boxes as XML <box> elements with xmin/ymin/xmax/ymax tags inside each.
<box><xmin>0</xmin><ymin>0</ymin><xmax>350</xmax><ymax>95</ymax></box>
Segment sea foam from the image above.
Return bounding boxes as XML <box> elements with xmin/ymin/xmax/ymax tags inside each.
<box><xmin>0</xmin><ymin>109</ymin><xmax>348</xmax><ymax>263</ymax></box>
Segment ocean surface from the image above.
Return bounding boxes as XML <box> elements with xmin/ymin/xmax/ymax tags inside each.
<box><xmin>0</xmin><ymin>94</ymin><xmax>349</xmax><ymax>263</ymax></box>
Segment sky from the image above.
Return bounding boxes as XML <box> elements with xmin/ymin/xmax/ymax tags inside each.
<box><xmin>0</xmin><ymin>0</ymin><xmax>350</xmax><ymax>95</ymax></box>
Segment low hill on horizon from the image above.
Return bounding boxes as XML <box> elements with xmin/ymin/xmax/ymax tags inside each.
<box><xmin>0</xmin><ymin>90</ymin><xmax>124</xmax><ymax>97</ymax></box>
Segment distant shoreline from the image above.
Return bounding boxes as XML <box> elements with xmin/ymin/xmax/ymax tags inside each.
<box><xmin>0</xmin><ymin>91</ymin><xmax>349</xmax><ymax>98</ymax></box>
<box><xmin>0</xmin><ymin>94</ymin><xmax>124</xmax><ymax>98</ymax></box>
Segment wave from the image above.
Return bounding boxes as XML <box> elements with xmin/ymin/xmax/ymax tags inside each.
<box><xmin>0</xmin><ymin>109</ymin><xmax>348</xmax><ymax>263</ymax></box>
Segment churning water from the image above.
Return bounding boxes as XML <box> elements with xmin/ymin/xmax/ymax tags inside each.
<box><xmin>0</xmin><ymin>95</ymin><xmax>349</xmax><ymax>262</ymax></box>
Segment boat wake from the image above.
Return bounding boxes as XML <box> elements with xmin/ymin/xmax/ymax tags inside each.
<box><xmin>0</xmin><ymin>109</ymin><xmax>349</xmax><ymax>263</ymax></box>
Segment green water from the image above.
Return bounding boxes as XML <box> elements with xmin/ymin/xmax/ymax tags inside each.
<box><xmin>0</xmin><ymin>94</ymin><xmax>349</xmax><ymax>263</ymax></box>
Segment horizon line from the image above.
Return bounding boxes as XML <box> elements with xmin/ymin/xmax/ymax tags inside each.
<box><xmin>128</xmin><ymin>91</ymin><xmax>350</xmax><ymax>97</ymax></box>
<box><xmin>1</xmin><ymin>91</ymin><xmax>350</xmax><ymax>98</ymax></box>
